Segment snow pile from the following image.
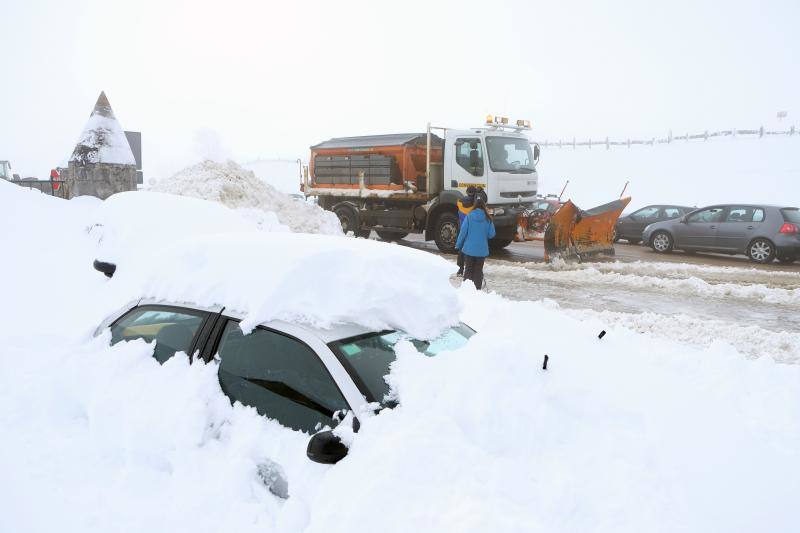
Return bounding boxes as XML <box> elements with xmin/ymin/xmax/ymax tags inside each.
<box><xmin>151</xmin><ymin>160</ymin><xmax>341</xmax><ymax>235</ymax></box>
<box><xmin>69</xmin><ymin>92</ymin><xmax>136</xmax><ymax>166</ymax></box>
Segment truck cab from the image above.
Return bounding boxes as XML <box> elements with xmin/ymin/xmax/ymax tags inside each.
<box><xmin>442</xmin><ymin>124</ymin><xmax>539</xmax><ymax>206</ymax></box>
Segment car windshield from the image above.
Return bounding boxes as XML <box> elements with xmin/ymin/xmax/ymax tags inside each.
<box><xmin>329</xmin><ymin>323</ymin><xmax>475</xmax><ymax>406</ymax></box>
<box><xmin>781</xmin><ymin>208</ymin><xmax>800</xmax><ymax>223</ymax></box>
<box><xmin>486</xmin><ymin>136</ymin><xmax>535</xmax><ymax>173</ymax></box>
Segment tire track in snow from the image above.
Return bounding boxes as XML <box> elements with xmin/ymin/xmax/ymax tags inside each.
<box><xmin>486</xmin><ymin>263</ymin><xmax>800</xmax><ymax>306</ymax></box>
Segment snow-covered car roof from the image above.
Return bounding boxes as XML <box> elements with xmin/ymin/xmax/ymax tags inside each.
<box><xmin>90</xmin><ymin>192</ymin><xmax>460</xmax><ymax>340</ymax></box>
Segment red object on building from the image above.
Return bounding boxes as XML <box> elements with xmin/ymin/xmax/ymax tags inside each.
<box><xmin>50</xmin><ymin>169</ymin><xmax>60</xmax><ymax>190</ymax></box>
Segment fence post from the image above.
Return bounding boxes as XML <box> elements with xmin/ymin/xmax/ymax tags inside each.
<box><xmin>759</xmin><ymin>126</ymin><xmax>764</xmax><ymax>138</ymax></box>
<box><xmin>605</xmin><ymin>136</ymin><xmax>609</xmax><ymax>150</ymax></box>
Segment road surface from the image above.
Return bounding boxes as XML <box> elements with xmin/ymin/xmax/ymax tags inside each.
<box><xmin>394</xmin><ymin>235</ymin><xmax>800</xmax><ymax>364</ymax></box>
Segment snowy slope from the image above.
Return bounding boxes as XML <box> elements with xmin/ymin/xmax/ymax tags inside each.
<box><xmin>1</xmin><ymin>181</ymin><xmax>799</xmax><ymax>533</ymax></box>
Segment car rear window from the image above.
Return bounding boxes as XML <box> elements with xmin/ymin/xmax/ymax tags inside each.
<box><xmin>781</xmin><ymin>208</ymin><xmax>800</xmax><ymax>224</ymax></box>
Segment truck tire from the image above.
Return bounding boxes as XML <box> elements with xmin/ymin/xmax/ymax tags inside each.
<box><xmin>434</xmin><ymin>212</ymin><xmax>459</xmax><ymax>253</ymax></box>
<box><xmin>334</xmin><ymin>204</ymin><xmax>369</xmax><ymax>238</ymax></box>
<box><xmin>376</xmin><ymin>230</ymin><xmax>409</xmax><ymax>242</ymax></box>
<box><xmin>489</xmin><ymin>237</ymin><xmax>513</xmax><ymax>250</ymax></box>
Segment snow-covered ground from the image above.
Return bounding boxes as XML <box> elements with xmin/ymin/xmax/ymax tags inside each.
<box><xmin>1</xmin><ymin>179</ymin><xmax>799</xmax><ymax>532</ymax></box>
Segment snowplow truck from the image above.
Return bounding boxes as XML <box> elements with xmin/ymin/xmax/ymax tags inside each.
<box><xmin>304</xmin><ymin>116</ymin><xmax>627</xmax><ymax>260</ymax></box>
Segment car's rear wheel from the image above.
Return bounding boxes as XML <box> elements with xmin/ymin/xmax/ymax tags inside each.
<box><xmin>650</xmin><ymin>231</ymin><xmax>673</xmax><ymax>253</ymax></box>
<box><xmin>748</xmin><ymin>238</ymin><xmax>775</xmax><ymax>264</ymax></box>
<box><xmin>434</xmin><ymin>212</ymin><xmax>459</xmax><ymax>253</ymax></box>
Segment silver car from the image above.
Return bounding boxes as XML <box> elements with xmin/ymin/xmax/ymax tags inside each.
<box><xmin>642</xmin><ymin>204</ymin><xmax>800</xmax><ymax>264</ymax></box>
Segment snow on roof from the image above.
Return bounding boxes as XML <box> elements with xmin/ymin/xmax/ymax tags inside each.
<box><xmin>69</xmin><ymin>92</ymin><xmax>136</xmax><ymax>166</ymax></box>
<box><xmin>311</xmin><ymin>133</ymin><xmax>443</xmax><ymax>150</ymax></box>
<box><xmin>92</xmin><ymin>191</ymin><xmax>459</xmax><ymax>339</ymax></box>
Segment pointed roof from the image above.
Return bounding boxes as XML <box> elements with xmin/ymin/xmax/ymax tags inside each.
<box><xmin>69</xmin><ymin>91</ymin><xmax>136</xmax><ymax>166</ymax></box>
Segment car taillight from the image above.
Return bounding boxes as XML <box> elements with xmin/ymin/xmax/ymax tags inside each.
<box><xmin>779</xmin><ymin>223</ymin><xmax>799</xmax><ymax>234</ymax></box>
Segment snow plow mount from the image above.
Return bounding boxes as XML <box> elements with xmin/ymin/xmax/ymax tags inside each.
<box><xmin>541</xmin><ymin>197</ymin><xmax>631</xmax><ymax>262</ymax></box>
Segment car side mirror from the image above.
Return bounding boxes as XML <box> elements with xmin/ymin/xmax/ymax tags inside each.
<box><xmin>680</xmin><ymin>216</ymin><xmax>688</xmax><ymax>223</ymax></box>
<box><xmin>306</xmin><ymin>430</ymin><xmax>348</xmax><ymax>464</ymax></box>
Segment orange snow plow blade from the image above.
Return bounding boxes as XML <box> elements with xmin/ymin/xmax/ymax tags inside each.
<box><xmin>543</xmin><ymin>197</ymin><xmax>631</xmax><ymax>262</ymax></box>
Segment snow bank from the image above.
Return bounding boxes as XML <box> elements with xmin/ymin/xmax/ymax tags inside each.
<box><xmin>151</xmin><ymin>160</ymin><xmax>341</xmax><ymax>235</ymax></box>
<box><xmin>487</xmin><ymin>262</ymin><xmax>800</xmax><ymax>306</ymax></box>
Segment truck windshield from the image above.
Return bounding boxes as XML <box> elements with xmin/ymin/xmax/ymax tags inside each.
<box><xmin>486</xmin><ymin>137</ymin><xmax>535</xmax><ymax>173</ymax></box>
<box><xmin>329</xmin><ymin>323</ymin><xmax>475</xmax><ymax>406</ymax></box>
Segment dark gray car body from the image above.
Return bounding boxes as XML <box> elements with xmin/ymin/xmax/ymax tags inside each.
<box><xmin>642</xmin><ymin>204</ymin><xmax>800</xmax><ymax>262</ymax></box>
<box><xmin>615</xmin><ymin>204</ymin><xmax>694</xmax><ymax>243</ymax></box>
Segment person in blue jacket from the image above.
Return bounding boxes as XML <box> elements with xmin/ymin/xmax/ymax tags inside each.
<box><xmin>455</xmin><ymin>197</ymin><xmax>495</xmax><ymax>289</ymax></box>
<box><xmin>455</xmin><ymin>186</ymin><xmax>478</xmax><ymax>276</ymax></box>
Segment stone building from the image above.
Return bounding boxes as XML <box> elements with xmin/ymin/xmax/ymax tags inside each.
<box><xmin>64</xmin><ymin>92</ymin><xmax>137</xmax><ymax>199</ymax></box>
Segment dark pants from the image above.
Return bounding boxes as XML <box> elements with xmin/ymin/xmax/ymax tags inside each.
<box><xmin>463</xmin><ymin>255</ymin><xmax>485</xmax><ymax>290</ymax></box>
<box><xmin>457</xmin><ymin>251</ymin><xmax>465</xmax><ymax>272</ymax></box>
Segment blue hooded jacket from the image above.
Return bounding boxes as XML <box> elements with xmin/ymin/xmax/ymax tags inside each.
<box><xmin>455</xmin><ymin>208</ymin><xmax>496</xmax><ymax>257</ymax></box>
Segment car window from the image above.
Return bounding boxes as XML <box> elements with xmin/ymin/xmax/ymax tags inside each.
<box><xmin>330</xmin><ymin>324</ymin><xmax>474</xmax><ymax>405</ymax></box>
<box><xmin>215</xmin><ymin>321</ymin><xmax>349</xmax><ymax>433</ymax></box>
<box><xmin>687</xmin><ymin>207</ymin><xmax>725</xmax><ymax>223</ymax></box>
<box><xmin>663</xmin><ymin>207</ymin><xmax>682</xmax><ymax>218</ymax></box>
<box><xmin>724</xmin><ymin>206</ymin><xmax>764</xmax><ymax>223</ymax></box>
<box><xmin>632</xmin><ymin>206</ymin><xmax>660</xmax><ymax>220</ymax></box>
<box><xmin>781</xmin><ymin>208</ymin><xmax>800</xmax><ymax>223</ymax></box>
<box><xmin>110</xmin><ymin>306</ymin><xmax>206</xmax><ymax>364</ymax></box>
<box><xmin>455</xmin><ymin>138</ymin><xmax>484</xmax><ymax>177</ymax></box>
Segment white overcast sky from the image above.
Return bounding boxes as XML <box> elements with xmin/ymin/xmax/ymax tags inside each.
<box><xmin>2</xmin><ymin>0</ymin><xmax>798</xmax><ymax>183</ymax></box>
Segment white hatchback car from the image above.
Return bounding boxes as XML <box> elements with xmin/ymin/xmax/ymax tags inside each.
<box><xmin>97</xmin><ymin>298</ymin><xmax>474</xmax><ymax>463</ymax></box>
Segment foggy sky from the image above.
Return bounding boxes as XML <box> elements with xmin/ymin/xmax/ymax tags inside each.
<box><xmin>2</xmin><ymin>0</ymin><xmax>798</xmax><ymax>185</ymax></box>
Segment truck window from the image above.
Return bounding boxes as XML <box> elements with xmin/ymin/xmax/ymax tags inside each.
<box><xmin>455</xmin><ymin>139</ymin><xmax>484</xmax><ymax>177</ymax></box>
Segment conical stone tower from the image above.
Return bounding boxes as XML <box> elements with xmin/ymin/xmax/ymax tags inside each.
<box><xmin>64</xmin><ymin>91</ymin><xmax>137</xmax><ymax>199</ymax></box>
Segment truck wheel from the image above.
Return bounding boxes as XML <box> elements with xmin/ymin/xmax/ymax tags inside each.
<box><xmin>376</xmin><ymin>230</ymin><xmax>409</xmax><ymax>242</ymax></box>
<box><xmin>334</xmin><ymin>204</ymin><xmax>363</xmax><ymax>237</ymax></box>
<box><xmin>489</xmin><ymin>238</ymin><xmax>513</xmax><ymax>250</ymax></box>
<box><xmin>434</xmin><ymin>212</ymin><xmax>459</xmax><ymax>253</ymax></box>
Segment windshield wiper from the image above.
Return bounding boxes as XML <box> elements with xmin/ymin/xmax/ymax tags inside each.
<box><xmin>244</xmin><ymin>376</ymin><xmax>335</xmax><ymax>417</ymax></box>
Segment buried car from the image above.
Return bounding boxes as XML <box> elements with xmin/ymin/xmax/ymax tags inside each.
<box><xmin>96</xmin><ymin>299</ymin><xmax>474</xmax><ymax>464</ymax></box>
<box><xmin>642</xmin><ymin>204</ymin><xmax>800</xmax><ymax>263</ymax></box>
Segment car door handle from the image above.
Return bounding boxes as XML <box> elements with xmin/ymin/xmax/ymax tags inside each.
<box><xmin>746</xmin><ymin>225</ymin><xmax>754</xmax><ymax>229</ymax></box>
<box><xmin>709</xmin><ymin>225</ymin><xmax>716</xmax><ymax>229</ymax></box>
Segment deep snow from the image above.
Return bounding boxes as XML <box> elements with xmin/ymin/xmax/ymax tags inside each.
<box><xmin>1</xmin><ymin>180</ymin><xmax>799</xmax><ymax>532</ymax></box>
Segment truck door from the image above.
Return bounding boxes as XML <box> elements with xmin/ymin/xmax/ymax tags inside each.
<box><xmin>448</xmin><ymin>138</ymin><xmax>486</xmax><ymax>192</ymax></box>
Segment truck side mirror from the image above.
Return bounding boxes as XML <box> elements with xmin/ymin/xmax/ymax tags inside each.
<box><xmin>306</xmin><ymin>430</ymin><xmax>348</xmax><ymax>464</ymax></box>
<box><xmin>533</xmin><ymin>144</ymin><xmax>540</xmax><ymax>162</ymax></box>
